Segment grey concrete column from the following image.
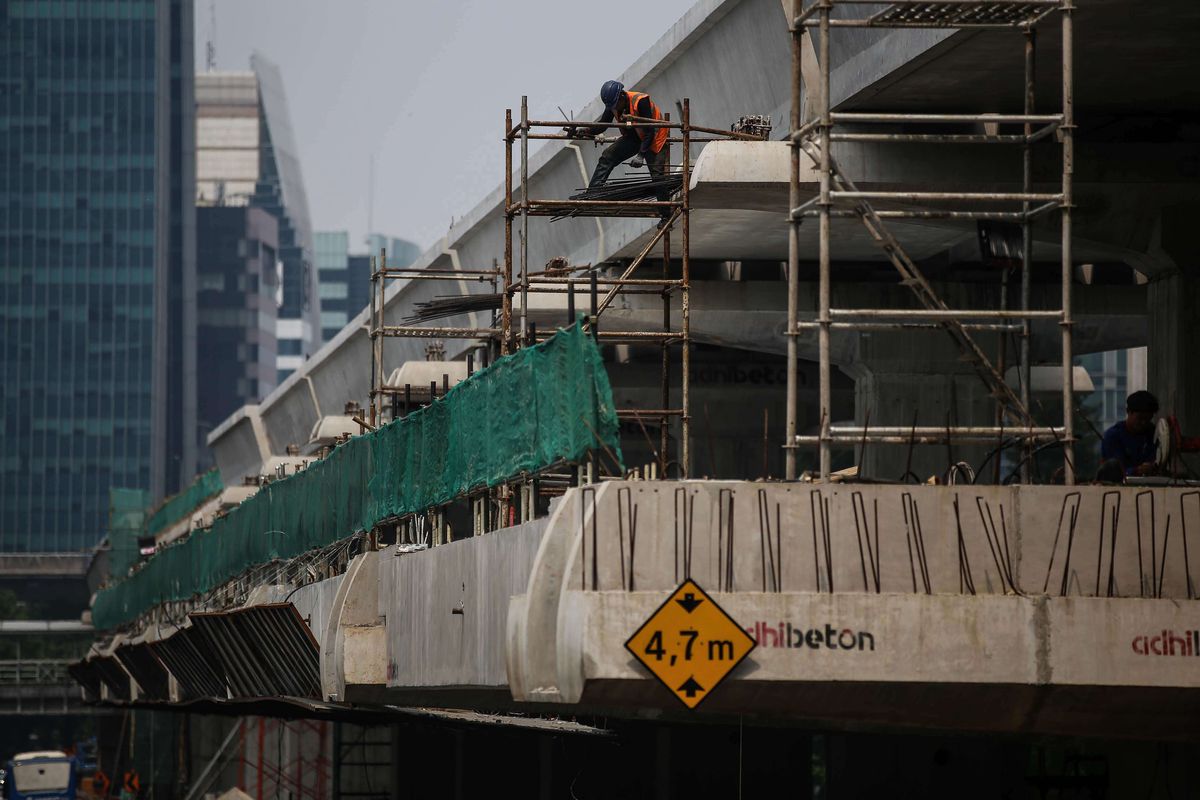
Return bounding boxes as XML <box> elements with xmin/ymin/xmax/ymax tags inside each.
<box><xmin>1148</xmin><ymin>271</ymin><xmax>1200</xmax><ymax>431</ymax></box>
<box><xmin>846</xmin><ymin>331</ymin><xmax>998</xmax><ymax>482</ymax></box>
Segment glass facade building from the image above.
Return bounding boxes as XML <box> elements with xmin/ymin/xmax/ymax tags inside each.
<box><xmin>0</xmin><ymin>0</ymin><xmax>195</xmax><ymax>552</ymax></box>
<box><xmin>195</xmin><ymin>206</ymin><xmax>278</xmax><ymax>470</ymax></box>
<box><xmin>317</xmin><ymin>232</ymin><xmax>419</xmax><ymax>343</ymax></box>
<box><xmin>196</xmin><ymin>60</ymin><xmax>316</xmax><ymax>384</ymax></box>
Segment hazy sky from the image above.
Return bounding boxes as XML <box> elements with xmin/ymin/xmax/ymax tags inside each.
<box><xmin>198</xmin><ymin>0</ymin><xmax>698</xmax><ymax>252</ymax></box>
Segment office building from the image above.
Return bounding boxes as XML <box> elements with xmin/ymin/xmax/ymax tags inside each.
<box><xmin>195</xmin><ymin>207</ymin><xmax>279</xmax><ymax>469</ymax></box>
<box><xmin>0</xmin><ymin>0</ymin><xmax>195</xmax><ymax>552</ymax></box>
<box><xmin>195</xmin><ymin>57</ymin><xmax>316</xmax><ymax>384</ymax></box>
<box><xmin>316</xmin><ymin>232</ymin><xmax>418</xmax><ymax>343</ymax></box>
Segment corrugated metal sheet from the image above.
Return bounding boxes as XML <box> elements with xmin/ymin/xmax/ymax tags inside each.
<box><xmin>148</xmin><ymin>626</ymin><xmax>228</xmax><ymax>700</ymax></box>
<box><xmin>90</xmin><ymin>656</ymin><xmax>132</xmax><ymax>701</ymax></box>
<box><xmin>66</xmin><ymin>659</ymin><xmax>104</xmax><ymax>699</ymax></box>
<box><xmin>190</xmin><ymin>604</ymin><xmax>320</xmax><ymax>699</ymax></box>
<box><xmin>114</xmin><ymin>642</ymin><xmax>170</xmax><ymax>701</ymax></box>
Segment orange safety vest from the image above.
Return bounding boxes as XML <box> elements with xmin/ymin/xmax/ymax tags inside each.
<box><xmin>619</xmin><ymin>90</ymin><xmax>669</xmax><ymax>154</ymax></box>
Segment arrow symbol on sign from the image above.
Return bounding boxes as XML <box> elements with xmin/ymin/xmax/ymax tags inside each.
<box><xmin>675</xmin><ymin>592</ymin><xmax>703</xmax><ymax>613</ymax></box>
<box><xmin>677</xmin><ymin>676</ymin><xmax>705</xmax><ymax>698</ymax></box>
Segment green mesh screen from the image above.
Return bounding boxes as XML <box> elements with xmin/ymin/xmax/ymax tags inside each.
<box><xmin>92</xmin><ymin>321</ymin><xmax>620</xmax><ymax>629</ymax></box>
<box><xmin>146</xmin><ymin>469</ymin><xmax>224</xmax><ymax>537</ymax></box>
<box><xmin>108</xmin><ymin>488</ymin><xmax>149</xmax><ymax>580</ymax></box>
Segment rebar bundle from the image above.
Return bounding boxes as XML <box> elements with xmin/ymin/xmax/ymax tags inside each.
<box><xmin>404</xmin><ymin>293</ymin><xmax>504</xmax><ymax>323</ymax></box>
<box><xmin>568</xmin><ymin>174</ymin><xmax>683</xmax><ymax>203</ymax></box>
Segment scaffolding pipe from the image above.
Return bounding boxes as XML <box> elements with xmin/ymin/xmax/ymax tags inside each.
<box><xmin>786</xmin><ymin>0</ymin><xmax>803</xmax><ymax>481</ymax></box>
<box><xmin>520</xmin><ymin>96</ymin><xmax>530</xmax><ymax>345</ymax></box>
<box><xmin>682</xmin><ymin>98</ymin><xmax>693</xmax><ymax>477</ymax></box>
<box><xmin>829</xmin><ymin>308</ymin><xmax>1062</xmax><ymax>320</ymax></box>
<box><xmin>1060</xmin><ymin>0</ymin><xmax>1075</xmax><ymax>483</ymax></box>
<box><xmin>504</xmin><ymin>107</ymin><xmax>514</xmax><ymax>354</ymax></box>
<box><xmin>818</xmin><ymin>0</ymin><xmax>832</xmax><ymax>480</ymax></box>
<box><xmin>1020</xmin><ymin>27</ymin><xmax>1036</xmax><ymax>483</ymax></box>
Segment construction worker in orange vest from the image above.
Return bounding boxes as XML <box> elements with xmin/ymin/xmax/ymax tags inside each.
<box><xmin>566</xmin><ymin>80</ymin><xmax>673</xmax><ymax>225</ymax></box>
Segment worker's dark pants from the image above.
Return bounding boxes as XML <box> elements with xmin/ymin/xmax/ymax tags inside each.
<box><xmin>588</xmin><ymin>135</ymin><xmax>671</xmax><ymax>216</ymax></box>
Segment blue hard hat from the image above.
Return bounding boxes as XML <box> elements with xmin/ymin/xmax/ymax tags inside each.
<box><xmin>600</xmin><ymin>80</ymin><xmax>625</xmax><ymax>110</ymax></box>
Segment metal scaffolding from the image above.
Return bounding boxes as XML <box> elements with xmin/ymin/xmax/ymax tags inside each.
<box><xmin>785</xmin><ymin>0</ymin><xmax>1075</xmax><ymax>483</ymax></box>
<box><xmin>506</xmin><ymin>95</ymin><xmax>716</xmax><ymax>478</ymax></box>
<box><xmin>367</xmin><ymin>251</ymin><xmax>501</xmax><ymax>428</ymax></box>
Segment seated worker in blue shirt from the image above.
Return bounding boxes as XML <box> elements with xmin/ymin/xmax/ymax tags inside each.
<box><xmin>1100</xmin><ymin>391</ymin><xmax>1160</xmax><ymax>477</ymax></box>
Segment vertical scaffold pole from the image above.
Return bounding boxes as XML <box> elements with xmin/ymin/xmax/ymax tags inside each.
<box><xmin>785</xmin><ymin>0</ymin><xmax>802</xmax><ymax>481</ymax></box>
<box><xmin>662</xmin><ymin>228</ymin><xmax>671</xmax><ymax>466</ymax></box>
<box><xmin>681</xmin><ymin>98</ymin><xmax>692</xmax><ymax>478</ymax></box>
<box><xmin>1020</xmin><ymin>26</ymin><xmax>1036</xmax><ymax>484</ymax></box>
<box><xmin>369</xmin><ymin>255</ymin><xmax>377</xmax><ymax>427</ymax></box>
<box><xmin>817</xmin><ymin>0</ymin><xmax>832</xmax><ymax>480</ymax></box>
<box><xmin>1060</xmin><ymin>0</ymin><xmax>1075</xmax><ymax>483</ymax></box>
<box><xmin>504</xmin><ymin>108</ymin><xmax>514</xmax><ymax>354</ymax></box>
<box><xmin>520</xmin><ymin>96</ymin><xmax>530</xmax><ymax>346</ymax></box>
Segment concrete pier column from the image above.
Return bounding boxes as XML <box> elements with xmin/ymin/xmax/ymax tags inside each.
<box><xmin>845</xmin><ymin>332</ymin><xmax>998</xmax><ymax>482</ymax></box>
<box><xmin>1148</xmin><ymin>270</ymin><xmax>1200</xmax><ymax>431</ymax></box>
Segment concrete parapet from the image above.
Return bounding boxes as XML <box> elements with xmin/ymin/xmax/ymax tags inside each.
<box><xmin>506</xmin><ymin>481</ymin><xmax>1200</xmax><ymax>737</ymax></box>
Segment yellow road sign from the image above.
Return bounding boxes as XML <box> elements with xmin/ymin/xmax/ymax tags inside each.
<box><xmin>625</xmin><ymin>578</ymin><xmax>756</xmax><ymax>709</ymax></box>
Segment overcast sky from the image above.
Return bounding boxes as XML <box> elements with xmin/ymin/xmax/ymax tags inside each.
<box><xmin>198</xmin><ymin>0</ymin><xmax>698</xmax><ymax>252</ymax></box>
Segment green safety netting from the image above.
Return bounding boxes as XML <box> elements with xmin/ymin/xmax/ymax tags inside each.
<box><xmin>108</xmin><ymin>488</ymin><xmax>149</xmax><ymax>580</ymax></box>
<box><xmin>92</xmin><ymin>320</ymin><xmax>621</xmax><ymax>629</ymax></box>
<box><xmin>146</xmin><ymin>469</ymin><xmax>224</xmax><ymax>537</ymax></box>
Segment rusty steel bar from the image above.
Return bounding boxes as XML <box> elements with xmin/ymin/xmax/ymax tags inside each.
<box><xmin>1061</xmin><ymin>0</ymin><xmax>1076</xmax><ymax>483</ymax></box>
<box><xmin>503</xmin><ymin>107</ymin><xmax>514</xmax><ymax>354</ymax></box>
<box><xmin>830</xmin><ymin>308</ymin><xmax>1062</xmax><ymax>320</ymax></box>
<box><xmin>520</xmin><ymin>96</ymin><xmax>530</xmax><ymax>345</ymax></box>
<box><xmin>832</xmin><ymin>0</ymin><xmax>1059</xmax><ymax>5</ymax></box>
<box><xmin>818</xmin><ymin>0</ymin><xmax>832</xmax><ymax>480</ymax></box>
<box><xmin>377</xmin><ymin>326</ymin><xmax>502</xmax><ymax>338</ymax></box>
<box><xmin>804</xmin><ymin>19</ymin><xmax>1046</xmax><ymax>29</ymax></box>
<box><xmin>619</xmin><ymin>408</ymin><xmax>686</xmax><ymax>417</ymax></box>
<box><xmin>804</xmin><ymin>425</ymin><xmax>1063</xmax><ymax>436</ymax></box>
<box><xmin>831</xmin><ymin>112</ymin><xmax>1062</xmax><ymax>124</ymax></box>
<box><xmin>794</xmin><ymin>430</ymin><xmax>1063</xmax><ymax>445</ymax></box>
<box><xmin>516</xmin><ymin>199</ymin><xmax>682</xmax><ymax>210</ymax></box>
<box><xmin>795</xmin><ymin>207</ymin><xmax>1049</xmax><ymax>221</ymax></box>
<box><xmin>681</xmin><ymin>98</ymin><xmax>692</xmax><ymax>478</ymax></box>
<box><xmin>1020</xmin><ymin>26</ymin><xmax>1037</xmax><ymax>483</ymax></box>
<box><xmin>532</xmin><ymin>117</ymin><xmax>678</xmax><ymax>129</ymax></box>
<box><xmin>369</xmin><ymin>255</ymin><xmax>378</xmax><ymax>426</ymax></box>
<box><xmin>792</xmin><ymin>321</ymin><xmax>1023</xmax><ymax>332</ymax></box>
<box><xmin>830</xmin><ymin>190</ymin><xmax>1062</xmax><ymax>202</ymax></box>
<box><xmin>662</xmin><ymin>207</ymin><xmax>671</xmax><ymax>468</ymax></box>
<box><xmin>525</xmin><ymin>286</ymin><xmax>664</xmax><ymax>295</ymax></box>
<box><xmin>378</xmin><ymin>268</ymin><xmax>499</xmax><ymax>277</ymax></box>
<box><xmin>594</xmin><ymin>211</ymin><xmax>681</xmax><ymax>318</ymax></box>
<box><xmin>830</xmin><ymin>132</ymin><xmax>1031</xmax><ymax>144</ymax></box>
<box><xmin>786</xmin><ymin>0</ymin><xmax>803</xmax><ymax>481</ymax></box>
<box><xmin>526</xmin><ymin>276</ymin><xmax>683</xmax><ymax>286</ymax></box>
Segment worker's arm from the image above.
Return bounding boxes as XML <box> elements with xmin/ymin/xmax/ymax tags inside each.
<box><xmin>569</xmin><ymin>108</ymin><xmax>613</xmax><ymax>138</ymax></box>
